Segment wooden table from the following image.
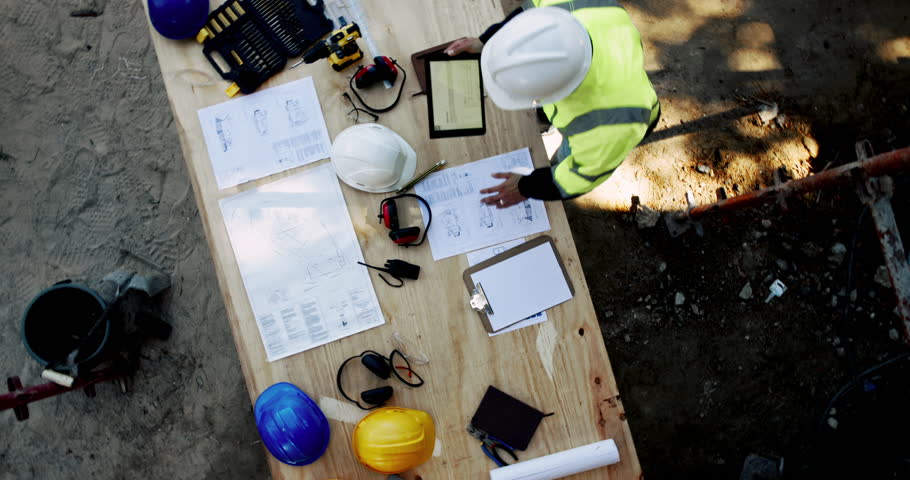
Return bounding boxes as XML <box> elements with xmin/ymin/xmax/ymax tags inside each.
<box><xmin>145</xmin><ymin>1</ymin><xmax>639</xmax><ymax>478</ymax></box>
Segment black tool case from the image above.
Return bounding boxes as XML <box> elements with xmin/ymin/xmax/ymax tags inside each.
<box><xmin>197</xmin><ymin>0</ymin><xmax>333</xmax><ymax>96</ymax></box>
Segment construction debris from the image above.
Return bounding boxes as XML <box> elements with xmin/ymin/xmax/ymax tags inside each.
<box><xmin>802</xmin><ymin>135</ymin><xmax>820</xmax><ymax>158</ymax></box>
<box><xmin>828</xmin><ymin>243</ymin><xmax>847</xmax><ymax>265</ymax></box>
<box><xmin>636</xmin><ymin>204</ymin><xmax>660</xmax><ymax>229</ymax></box>
<box><xmin>765</xmin><ymin>280</ymin><xmax>787</xmax><ymax>303</ymax></box>
<box><xmin>874</xmin><ymin>265</ymin><xmax>891</xmax><ymax>288</ymax></box>
<box><xmin>758</xmin><ymin>102</ymin><xmax>779</xmax><ymax>126</ymax></box>
<box><xmin>739</xmin><ymin>282</ymin><xmax>753</xmax><ymax>300</ymax></box>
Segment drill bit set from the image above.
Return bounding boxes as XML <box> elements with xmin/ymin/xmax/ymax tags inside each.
<box><xmin>197</xmin><ymin>0</ymin><xmax>333</xmax><ymax>97</ymax></box>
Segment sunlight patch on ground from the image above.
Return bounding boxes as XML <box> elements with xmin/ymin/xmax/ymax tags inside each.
<box><xmin>736</xmin><ymin>22</ymin><xmax>775</xmax><ymax>47</ymax></box>
<box><xmin>877</xmin><ymin>37</ymin><xmax>910</xmax><ymax>63</ymax></box>
<box><xmin>627</xmin><ymin>6</ymin><xmax>707</xmax><ymax>48</ymax></box>
<box><xmin>728</xmin><ymin>48</ymin><xmax>782</xmax><ymax>72</ymax></box>
<box><xmin>685</xmin><ymin>0</ymin><xmax>748</xmax><ymax>18</ymax></box>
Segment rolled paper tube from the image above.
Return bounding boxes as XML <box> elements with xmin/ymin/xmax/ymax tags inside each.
<box><xmin>489</xmin><ymin>439</ymin><xmax>620</xmax><ymax>480</ymax></box>
<box><xmin>41</xmin><ymin>369</ymin><xmax>75</xmax><ymax>388</ymax></box>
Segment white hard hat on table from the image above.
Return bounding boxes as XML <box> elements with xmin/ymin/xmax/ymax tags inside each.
<box><xmin>481</xmin><ymin>7</ymin><xmax>593</xmax><ymax>110</ymax></box>
<box><xmin>331</xmin><ymin>124</ymin><xmax>417</xmax><ymax>193</ymax></box>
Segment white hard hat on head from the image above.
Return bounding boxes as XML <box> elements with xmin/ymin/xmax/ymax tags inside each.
<box><xmin>331</xmin><ymin>123</ymin><xmax>417</xmax><ymax>193</ymax></box>
<box><xmin>481</xmin><ymin>7</ymin><xmax>593</xmax><ymax>110</ymax></box>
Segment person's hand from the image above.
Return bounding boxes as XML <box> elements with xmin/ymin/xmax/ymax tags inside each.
<box><xmin>480</xmin><ymin>173</ymin><xmax>527</xmax><ymax>208</ymax></box>
<box><xmin>445</xmin><ymin>37</ymin><xmax>483</xmax><ymax>56</ymax></box>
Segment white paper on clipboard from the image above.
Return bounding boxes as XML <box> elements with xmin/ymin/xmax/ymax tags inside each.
<box><xmin>469</xmin><ymin>241</ymin><xmax>572</xmax><ymax>332</ymax></box>
<box><xmin>466</xmin><ymin>239</ymin><xmax>548</xmax><ymax>336</ymax></box>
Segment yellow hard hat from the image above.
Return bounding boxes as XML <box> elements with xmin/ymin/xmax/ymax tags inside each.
<box><xmin>352</xmin><ymin>407</ymin><xmax>435</xmax><ymax>474</ymax></box>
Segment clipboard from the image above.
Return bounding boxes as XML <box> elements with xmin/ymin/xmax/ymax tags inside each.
<box><xmin>463</xmin><ymin>236</ymin><xmax>574</xmax><ymax>333</ymax></box>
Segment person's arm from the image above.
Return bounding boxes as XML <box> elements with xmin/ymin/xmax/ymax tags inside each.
<box><xmin>445</xmin><ymin>7</ymin><xmax>524</xmax><ymax>56</ymax></box>
<box><xmin>517</xmin><ymin>168</ymin><xmax>563</xmax><ymax>200</ymax></box>
<box><xmin>479</xmin><ymin>7</ymin><xmax>524</xmax><ymax>43</ymax></box>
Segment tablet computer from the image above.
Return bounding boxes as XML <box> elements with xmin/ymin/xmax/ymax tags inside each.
<box><xmin>425</xmin><ymin>53</ymin><xmax>486</xmax><ymax>138</ymax></box>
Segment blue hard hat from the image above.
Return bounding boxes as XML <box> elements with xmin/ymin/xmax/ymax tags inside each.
<box><xmin>147</xmin><ymin>0</ymin><xmax>210</xmax><ymax>40</ymax></box>
<box><xmin>254</xmin><ymin>382</ymin><xmax>331</xmax><ymax>466</ymax></box>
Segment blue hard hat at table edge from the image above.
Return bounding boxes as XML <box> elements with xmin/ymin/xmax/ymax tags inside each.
<box><xmin>254</xmin><ymin>382</ymin><xmax>331</xmax><ymax>466</ymax></box>
<box><xmin>148</xmin><ymin>0</ymin><xmax>210</xmax><ymax>40</ymax></box>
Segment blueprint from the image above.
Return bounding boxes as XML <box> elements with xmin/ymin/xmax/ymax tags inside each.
<box><xmin>219</xmin><ymin>163</ymin><xmax>383</xmax><ymax>362</ymax></box>
<box><xmin>198</xmin><ymin>77</ymin><xmax>332</xmax><ymax>189</ymax></box>
<box><xmin>415</xmin><ymin>148</ymin><xmax>551</xmax><ymax>260</ymax></box>
<box><xmin>466</xmin><ymin>238</ymin><xmax>549</xmax><ymax>336</ymax></box>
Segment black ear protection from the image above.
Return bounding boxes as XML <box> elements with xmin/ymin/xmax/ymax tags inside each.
<box><xmin>336</xmin><ymin>349</ymin><xmax>424</xmax><ymax>410</ymax></box>
<box><xmin>349</xmin><ymin>56</ymin><xmax>408</xmax><ymax>113</ymax></box>
<box><xmin>378</xmin><ymin>193</ymin><xmax>432</xmax><ymax>247</ymax></box>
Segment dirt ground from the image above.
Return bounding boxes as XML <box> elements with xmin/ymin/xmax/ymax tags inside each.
<box><xmin>2</xmin><ymin>0</ymin><xmax>909</xmax><ymax>479</ymax></box>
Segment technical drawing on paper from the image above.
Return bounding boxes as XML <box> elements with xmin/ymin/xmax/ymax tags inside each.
<box><xmin>253</xmin><ymin>109</ymin><xmax>269</xmax><ymax>136</ymax></box>
<box><xmin>198</xmin><ymin>76</ymin><xmax>332</xmax><ymax>189</ymax></box>
<box><xmin>512</xmin><ymin>200</ymin><xmax>534</xmax><ymax>224</ymax></box>
<box><xmin>415</xmin><ymin>148</ymin><xmax>551</xmax><ymax>260</ymax></box>
<box><xmin>285</xmin><ymin>98</ymin><xmax>308</xmax><ymax>126</ymax></box>
<box><xmin>215</xmin><ymin>115</ymin><xmax>232</xmax><ymax>152</ymax></box>
<box><xmin>479</xmin><ymin>204</ymin><xmax>495</xmax><ymax>228</ymax></box>
<box><xmin>274</xmin><ymin>141</ymin><xmax>293</xmax><ymax>164</ymax></box>
<box><xmin>219</xmin><ymin>163</ymin><xmax>384</xmax><ymax>362</ymax></box>
<box><xmin>271</xmin><ymin>130</ymin><xmax>329</xmax><ymax>166</ymax></box>
<box><xmin>268</xmin><ymin>288</ymin><xmax>289</xmax><ymax>306</ymax></box>
<box><xmin>442</xmin><ymin>208</ymin><xmax>462</xmax><ymax>237</ymax></box>
<box><xmin>269</xmin><ymin>218</ymin><xmax>347</xmax><ymax>281</ymax></box>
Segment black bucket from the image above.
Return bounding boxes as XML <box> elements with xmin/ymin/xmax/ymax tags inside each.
<box><xmin>21</xmin><ymin>282</ymin><xmax>111</xmax><ymax>372</ymax></box>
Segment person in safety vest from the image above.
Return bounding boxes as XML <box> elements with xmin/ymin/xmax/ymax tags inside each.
<box><xmin>446</xmin><ymin>0</ymin><xmax>660</xmax><ymax>207</ymax></box>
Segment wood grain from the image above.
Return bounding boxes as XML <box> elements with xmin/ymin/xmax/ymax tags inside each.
<box><xmin>144</xmin><ymin>1</ymin><xmax>640</xmax><ymax>478</ymax></box>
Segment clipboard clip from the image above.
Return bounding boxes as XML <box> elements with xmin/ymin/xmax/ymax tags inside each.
<box><xmin>470</xmin><ymin>282</ymin><xmax>493</xmax><ymax>315</ymax></box>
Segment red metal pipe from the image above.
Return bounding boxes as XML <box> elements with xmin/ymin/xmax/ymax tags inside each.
<box><xmin>2</xmin><ymin>369</ymin><xmax>122</xmax><ymax>421</ymax></box>
<box><xmin>682</xmin><ymin>147</ymin><xmax>910</xmax><ymax>220</ymax></box>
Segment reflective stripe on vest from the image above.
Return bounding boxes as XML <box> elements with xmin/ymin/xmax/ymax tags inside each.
<box><xmin>563</xmin><ymin>107</ymin><xmax>651</xmax><ymax>136</ymax></box>
<box><xmin>529</xmin><ymin>0</ymin><xmax>622</xmax><ymax>10</ymax></box>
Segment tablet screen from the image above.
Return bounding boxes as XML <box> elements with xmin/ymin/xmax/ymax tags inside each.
<box><xmin>428</xmin><ymin>57</ymin><xmax>485</xmax><ymax>136</ymax></box>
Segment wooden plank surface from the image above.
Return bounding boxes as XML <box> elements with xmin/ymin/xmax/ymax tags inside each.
<box><xmin>144</xmin><ymin>1</ymin><xmax>641</xmax><ymax>478</ymax></box>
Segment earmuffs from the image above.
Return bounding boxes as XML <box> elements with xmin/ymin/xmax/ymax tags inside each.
<box><xmin>336</xmin><ymin>350</ymin><xmax>424</xmax><ymax>410</ymax></box>
<box><xmin>354</xmin><ymin>56</ymin><xmax>398</xmax><ymax>89</ymax></box>
<box><xmin>378</xmin><ymin>193</ymin><xmax>432</xmax><ymax>247</ymax></box>
<box><xmin>349</xmin><ymin>56</ymin><xmax>407</xmax><ymax>114</ymax></box>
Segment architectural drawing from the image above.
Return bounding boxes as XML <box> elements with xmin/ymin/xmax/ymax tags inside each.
<box><xmin>442</xmin><ymin>208</ymin><xmax>462</xmax><ymax>237</ymax></box>
<box><xmin>270</xmin><ymin>218</ymin><xmax>346</xmax><ymax>281</ymax></box>
<box><xmin>479</xmin><ymin>204</ymin><xmax>495</xmax><ymax>228</ymax></box>
<box><xmin>415</xmin><ymin>148</ymin><xmax>551</xmax><ymax>260</ymax></box>
<box><xmin>285</xmin><ymin>98</ymin><xmax>307</xmax><ymax>126</ymax></box>
<box><xmin>215</xmin><ymin>115</ymin><xmax>232</xmax><ymax>152</ymax></box>
<box><xmin>268</xmin><ymin>288</ymin><xmax>289</xmax><ymax>306</ymax></box>
<box><xmin>198</xmin><ymin>77</ymin><xmax>332</xmax><ymax>189</ymax></box>
<box><xmin>512</xmin><ymin>200</ymin><xmax>535</xmax><ymax>224</ymax></box>
<box><xmin>219</xmin><ymin>164</ymin><xmax>383</xmax><ymax>362</ymax></box>
<box><xmin>253</xmin><ymin>108</ymin><xmax>269</xmax><ymax>136</ymax></box>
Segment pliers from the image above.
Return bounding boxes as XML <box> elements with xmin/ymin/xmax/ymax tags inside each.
<box><xmin>466</xmin><ymin>424</ymin><xmax>518</xmax><ymax>467</ymax></box>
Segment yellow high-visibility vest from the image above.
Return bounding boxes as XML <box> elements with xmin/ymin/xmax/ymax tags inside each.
<box><xmin>527</xmin><ymin>0</ymin><xmax>659</xmax><ymax>197</ymax></box>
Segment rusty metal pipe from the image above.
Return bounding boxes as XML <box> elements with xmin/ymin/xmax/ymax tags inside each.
<box><xmin>2</xmin><ymin>369</ymin><xmax>122</xmax><ymax>421</ymax></box>
<box><xmin>680</xmin><ymin>147</ymin><xmax>910</xmax><ymax>221</ymax></box>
